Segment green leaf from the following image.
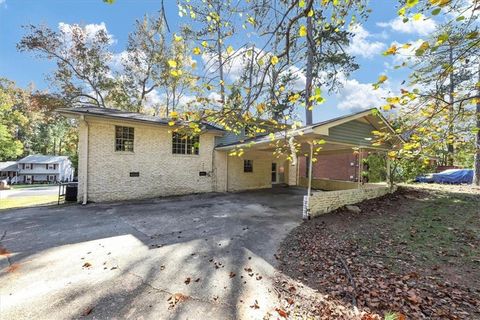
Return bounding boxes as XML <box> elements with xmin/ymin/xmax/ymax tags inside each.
<box><xmin>406</xmin><ymin>0</ymin><xmax>419</xmax><ymax>8</ymax></box>
<box><xmin>466</xmin><ymin>31</ymin><xmax>478</xmax><ymax>39</ymax></box>
<box><xmin>438</xmin><ymin>33</ymin><xmax>449</xmax><ymax>42</ymax></box>
<box><xmin>456</xmin><ymin>15</ymin><xmax>465</xmax><ymax>21</ymax></box>
<box><xmin>431</xmin><ymin>8</ymin><xmax>441</xmax><ymax>15</ymax></box>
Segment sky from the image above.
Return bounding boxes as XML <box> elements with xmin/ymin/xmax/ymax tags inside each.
<box><xmin>0</xmin><ymin>0</ymin><xmax>439</xmax><ymax>123</ymax></box>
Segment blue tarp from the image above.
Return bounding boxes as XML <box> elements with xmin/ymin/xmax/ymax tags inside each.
<box><xmin>415</xmin><ymin>169</ymin><xmax>474</xmax><ymax>184</ymax></box>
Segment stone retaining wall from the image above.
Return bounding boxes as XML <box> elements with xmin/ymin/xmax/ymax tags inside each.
<box><xmin>309</xmin><ymin>185</ymin><xmax>396</xmax><ymax>217</ymax></box>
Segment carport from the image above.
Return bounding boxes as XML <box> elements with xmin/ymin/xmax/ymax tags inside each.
<box><xmin>216</xmin><ymin>108</ymin><xmax>404</xmax><ymax>218</ymax></box>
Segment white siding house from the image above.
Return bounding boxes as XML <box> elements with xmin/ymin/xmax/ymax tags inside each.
<box><xmin>16</xmin><ymin>155</ymin><xmax>74</xmax><ymax>184</ymax></box>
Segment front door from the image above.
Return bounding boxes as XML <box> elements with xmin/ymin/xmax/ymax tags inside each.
<box><xmin>271</xmin><ymin>163</ymin><xmax>277</xmax><ymax>183</ymax></box>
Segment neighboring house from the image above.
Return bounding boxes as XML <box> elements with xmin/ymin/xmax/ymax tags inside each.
<box><xmin>16</xmin><ymin>155</ymin><xmax>74</xmax><ymax>184</ymax></box>
<box><xmin>58</xmin><ymin>107</ymin><xmax>402</xmax><ymax>204</ymax></box>
<box><xmin>0</xmin><ymin>161</ymin><xmax>19</xmax><ymax>183</ymax></box>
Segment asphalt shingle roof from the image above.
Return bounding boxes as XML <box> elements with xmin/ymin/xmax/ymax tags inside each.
<box><xmin>17</xmin><ymin>155</ymin><xmax>70</xmax><ymax>164</ymax></box>
<box><xmin>58</xmin><ymin>106</ymin><xmax>225</xmax><ymax>131</ymax></box>
<box><xmin>0</xmin><ymin>161</ymin><xmax>18</xmax><ymax>172</ymax></box>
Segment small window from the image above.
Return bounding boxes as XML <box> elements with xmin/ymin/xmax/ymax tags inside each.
<box><xmin>115</xmin><ymin>126</ymin><xmax>134</xmax><ymax>152</ymax></box>
<box><xmin>172</xmin><ymin>132</ymin><xmax>199</xmax><ymax>155</ymax></box>
<box><xmin>25</xmin><ymin>163</ymin><xmax>31</xmax><ymax>170</ymax></box>
<box><xmin>47</xmin><ymin>164</ymin><xmax>55</xmax><ymax>170</ymax></box>
<box><xmin>244</xmin><ymin>160</ymin><xmax>253</xmax><ymax>173</ymax></box>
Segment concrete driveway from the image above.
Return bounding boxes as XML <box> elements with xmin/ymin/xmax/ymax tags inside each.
<box><xmin>0</xmin><ymin>187</ymin><xmax>304</xmax><ymax>319</ymax></box>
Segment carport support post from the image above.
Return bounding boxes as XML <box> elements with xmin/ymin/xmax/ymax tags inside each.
<box><xmin>386</xmin><ymin>153</ymin><xmax>392</xmax><ymax>188</ymax></box>
<box><xmin>306</xmin><ymin>142</ymin><xmax>314</xmax><ymax>219</ymax></box>
<box><xmin>357</xmin><ymin>148</ymin><xmax>363</xmax><ymax>189</ymax></box>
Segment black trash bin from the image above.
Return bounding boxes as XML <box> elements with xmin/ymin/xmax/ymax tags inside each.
<box><xmin>65</xmin><ymin>183</ymin><xmax>78</xmax><ymax>202</ymax></box>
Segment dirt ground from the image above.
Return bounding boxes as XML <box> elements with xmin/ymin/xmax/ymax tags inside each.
<box><xmin>274</xmin><ymin>184</ymin><xmax>480</xmax><ymax>319</ymax></box>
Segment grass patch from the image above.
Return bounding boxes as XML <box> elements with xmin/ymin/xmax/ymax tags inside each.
<box><xmin>0</xmin><ymin>195</ymin><xmax>58</xmax><ymax>210</ymax></box>
<box><xmin>11</xmin><ymin>184</ymin><xmax>53</xmax><ymax>190</ymax></box>
<box><xmin>355</xmin><ymin>193</ymin><xmax>480</xmax><ymax>269</ymax></box>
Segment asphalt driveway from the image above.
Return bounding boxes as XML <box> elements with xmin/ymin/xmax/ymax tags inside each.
<box><xmin>0</xmin><ymin>187</ymin><xmax>304</xmax><ymax>319</ymax></box>
<box><xmin>0</xmin><ymin>185</ymin><xmax>58</xmax><ymax>198</ymax></box>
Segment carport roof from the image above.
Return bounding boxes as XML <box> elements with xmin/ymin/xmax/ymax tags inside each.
<box><xmin>215</xmin><ymin>108</ymin><xmax>404</xmax><ymax>152</ymax></box>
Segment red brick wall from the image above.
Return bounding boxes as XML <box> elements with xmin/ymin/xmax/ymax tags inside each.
<box><xmin>299</xmin><ymin>151</ymin><xmax>368</xmax><ymax>181</ymax></box>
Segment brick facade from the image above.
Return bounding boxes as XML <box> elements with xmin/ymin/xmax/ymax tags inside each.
<box><xmin>78</xmin><ymin>117</ymin><xmax>222</xmax><ymax>202</ymax></box>
<box><xmin>299</xmin><ymin>151</ymin><xmax>370</xmax><ymax>181</ymax></box>
<box><xmin>77</xmin><ymin>117</ymin><xmax>289</xmax><ymax>203</ymax></box>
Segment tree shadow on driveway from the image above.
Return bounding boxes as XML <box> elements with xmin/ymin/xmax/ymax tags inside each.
<box><xmin>0</xmin><ymin>188</ymin><xmax>304</xmax><ymax>319</ymax></box>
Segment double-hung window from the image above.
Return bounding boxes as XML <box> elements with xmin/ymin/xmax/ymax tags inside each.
<box><xmin>115</xmin><ymin>126</ymin><xmax>134</xmax><ymax>152</ymax></box>
<box><xmin>244</xmin><ymin>160</ymin><xmax>253</xmax><ymax>172</ymax></box>
<box><xmin>172</xmin><ymin>132</ymin><xmax>199</xmax><ymax>155</ymax></box>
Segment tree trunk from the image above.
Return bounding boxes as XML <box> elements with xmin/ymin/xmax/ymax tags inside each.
<box><xmin>473</xmin><ymin>63</ymin><xmax>480</xmax><ymax>186</ymax></box>
<box><xmin>216</xmin><ymin>6</ymin><xmax>225</xmax><ymax>106</ymax></box>
<box><xmin>447</xmin><ymin>44</ymin><xmax>455</xmax><ymax>166</ymax></box>
<box><xmin>304</xmin><ymin>15</ymin><xmax>314</xmax><ymax>125</ymax></box>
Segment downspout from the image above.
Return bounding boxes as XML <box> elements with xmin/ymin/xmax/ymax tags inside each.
<box><xmin>225</xmin><ymin>152</ymin><xmax>229</xmax><ymax>192</ymax></box>
<box><xmin>211</xmin><ymin>144</ymin><xmax>216</xmax><ymax>192</ymax></box>
<box><xmin>81</xmin><ymin>116</ymin><xmax>89</xmax><ymax>205</ymax></box>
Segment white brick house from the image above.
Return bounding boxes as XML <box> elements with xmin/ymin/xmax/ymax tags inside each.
<box><xmin>59</xmin><ymin>107</ymin><xmax>402</xmax><ymax>211</ymax></box>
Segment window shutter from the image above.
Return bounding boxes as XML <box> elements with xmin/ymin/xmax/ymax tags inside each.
<box><xmin>46</xmin><ymin>164</ymin><xmax>48</xmax><ymax>170</ymax></box>
<box><xmin>23</xmin><ymin>164</ymin><xmax>25</xmax><ymax>169</ymax></box>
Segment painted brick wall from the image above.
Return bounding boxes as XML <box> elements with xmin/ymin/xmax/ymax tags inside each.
<box><xmin>309</xmin><ymin>185</ymin><xmax>396</xmax><ymax>217</ymax></box>
<box><xmin>299</xmin><ymin>177</ymin><xmax>361</xmax><ymax>190</ymax></box>
<box><xmin>299</xmin><ymin>151</ymin><xmax>369</xmax><ymax>181</ymax></box>
<box><xmin>79</xmin><ymin>117</ymin><xmax>224</xmax><ymax>202</ymax></box>
<box><xmin>226</xmin><ymin>151</ymin><xmax>274</xmax><ymax>191</ymax></box>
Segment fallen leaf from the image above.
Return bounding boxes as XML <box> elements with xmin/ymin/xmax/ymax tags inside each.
<box><xmin>0</xmin><ymin>246</ymin><xmax>10</xmax><ymax>256</ymax></box>
<box><xmin>82</xmin><ymin>306</ymin><xmax>94</xmax><ymax>316</ymax></box>
<box><xmin>6</xmin><ymin>263</ymin><xmax>20</xmax><ymax>273</ymax></box>
<box><xmin>168</xmin><ymin>293</ymin><xmax>189</xmax><ymax>309</ymax></box>
<box><xmin>276</xmin><ymin>308</ymin><xmax>288</xmax><ymax>318</ymax></box>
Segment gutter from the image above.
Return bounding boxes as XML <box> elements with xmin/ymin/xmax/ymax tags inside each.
<box><xmin>57</xmin><ymin>109</ymin><xmax>225</xmax><ymax>134</ymax></box>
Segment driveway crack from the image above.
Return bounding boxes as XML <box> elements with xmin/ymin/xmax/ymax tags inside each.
<box><xmin>117</xmin><ymin>265</ymin><xmax>234</xmax><ymax>309</ymax></box>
